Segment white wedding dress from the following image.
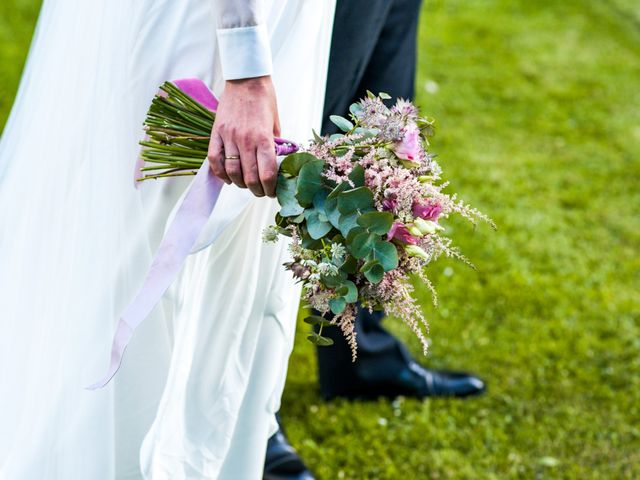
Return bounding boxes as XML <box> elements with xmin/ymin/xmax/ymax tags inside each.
<box><xmin>0</xmin><ymin>0</ymin><xmax>335</xmax><ymax>478</ymax></box>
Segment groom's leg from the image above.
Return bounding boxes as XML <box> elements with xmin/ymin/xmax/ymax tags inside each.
<box><xmin>318</xmin><ymin>0</ymin><xmax>425</xmax><ymax>398</ymax></box>
<box><xmin>317</xmin><ymin>0</ymin><xmax>486</xmax><ymax>400</ymax></box>
<box><xmin>321</xmin><ymin>0</ymin><xmax>422</xmax><ymax>134</ymax></box>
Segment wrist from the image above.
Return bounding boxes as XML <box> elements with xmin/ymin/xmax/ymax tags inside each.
<box><xmin>225</xmin><ymin>76</ymin><xmax>272</xmax><ymax>92</ymax></box>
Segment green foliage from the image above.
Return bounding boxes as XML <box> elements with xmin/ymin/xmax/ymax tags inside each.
<box><xmin>329</xmin><ymin>114</ymin><xmax>354</xmax><ymax>132</ymax></box>
<box><xmin>337</xmin><ymin>187</ymin><xmax>374</xmax><ymax>214</ymax></box>
<box><xmin>276</xmin><ymin>175</ymin><xmax>304</xmax><ymax>217</ymax></box>
<box><xmin>306</xmin><ymin>331</ymin><xmax>334</xmax><ymax>347</ymax></box>
<box><xmin>280</xmin><ymin>152</ymin><xmax>316</xmax><ymax>177</ymax></box>
<box><xmin>361</xmin><ymin>259</ymin><xmax>385</xmax><ymax>284</ymax></box>
<box><xmin>295</xmin><ymin>159</ymin><xmax>325</xmax><ymax>206</ymax></box>
<box><xmin>357</xmin><ymin>211</ymin><xmax>394</xmax><ymax>235</ymax></box>
<box><xmin>303</xmin><ymin>315</ymin><xmax>333</xmax><ymax>327</ymax></box>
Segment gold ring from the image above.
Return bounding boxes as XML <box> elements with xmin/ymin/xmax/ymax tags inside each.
<box><xmin>224</xmin><ymin>155</ymin><xmax>240</xmax><ymax>160</ymax></box>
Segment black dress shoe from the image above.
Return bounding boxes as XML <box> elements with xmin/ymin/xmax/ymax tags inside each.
<box><xmin>263</xmin><ymin>428</ymin><xmax>315</xmax><ymax>480</ymax></box>
<box><xmin>399</xmin><ymin>361</ymin><xmax>486</xmax><ymax>398</ymax></box>
<box><xmin>323</xmin><ymin>361</ymin><xmax>486</xmax><ymax>400</ymax></box>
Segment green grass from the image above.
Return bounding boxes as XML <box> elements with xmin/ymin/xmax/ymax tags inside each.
<box><xmin>1</xmin><ymin>0</ymin><xmax>639</xmax><ymax>478</ymax></box>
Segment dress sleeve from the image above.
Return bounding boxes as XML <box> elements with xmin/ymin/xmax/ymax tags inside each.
<box><xmin>215</xmin><ymin>0</ymin><xmax>272</xmax><ymax>80</ymax></box>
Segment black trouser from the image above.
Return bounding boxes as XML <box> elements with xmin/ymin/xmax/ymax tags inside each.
<box><xmin>317</xmin><ymin>0</ymin><xmax>424</xmax><ymax>397</ymax></box>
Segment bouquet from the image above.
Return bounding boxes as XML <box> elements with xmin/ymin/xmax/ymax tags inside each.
<box><xmin>138</xmin><ymin>81</ymin><xmax>494</xmax><ymax>360</ymax></box>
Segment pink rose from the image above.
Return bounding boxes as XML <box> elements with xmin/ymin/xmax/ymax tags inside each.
<box><xmin>412</xmin><ymin>201</ymin><xmax>442</xmax><ymax>221</ymax></box>
<box><xmin>387</xmin><ymin>222</ymin><xmax>419</xmax><ymax>245</ymax></box>
<box><xmin>392</xmin><ymin>124</ymin><xmax>422</xmax><ymax>163</ymax></box>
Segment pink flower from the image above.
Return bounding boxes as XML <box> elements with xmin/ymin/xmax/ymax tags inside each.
<box><xmin>382</xmin><ymin>197</ymin><xmax>397</xmax><ymax>211</ymax></box>
<box><xmin>412</xmin><ymin>201</ymin><xmax>442</xmax><ymax>221</ymax></box>
<box><xmin>387</xmin><ymin>222</ymin><xmax>419</xmax><ymax>245</ymax></box>
<box><xmin>392</xmin><ymin>124</ymin><xmax>422</xmax><ymax>163</ymax></box>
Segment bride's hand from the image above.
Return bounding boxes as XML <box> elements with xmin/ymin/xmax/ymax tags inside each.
<box><xmin>208</xmin><ymin>76</ymin><xmax>281</xmax><ymax>198</ymax></box>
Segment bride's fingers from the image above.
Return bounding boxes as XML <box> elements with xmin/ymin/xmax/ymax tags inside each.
<box><xmin>207</xmin><ymin>131</ymin><xmax>231</xmax><ymax>184</ymax></box>
<box><xmin>239</xmin><ymin>143</ymin><xmax>265</xmax><ymax>197</ymax></box>
<box><xmin>257</xmin><ymin>138</ymin><xmax>277</xmax><ymax>198</ymax></box>
<box><xmin>221</xmin><ymin>139</ymin><xmax>245</xmax><ymax>188</ymax></box>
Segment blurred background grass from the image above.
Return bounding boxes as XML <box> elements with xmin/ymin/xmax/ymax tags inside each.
<box><xmin>1</xmin><ymin>0</ymin><xmax>639</xmax><ymax>478</ymax></box>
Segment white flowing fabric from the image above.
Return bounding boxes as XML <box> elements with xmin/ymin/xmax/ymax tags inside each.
<box><xmin>0</xmin><ymin>0</ymin><xmax>335</xmax><ymax>478</ymax></box>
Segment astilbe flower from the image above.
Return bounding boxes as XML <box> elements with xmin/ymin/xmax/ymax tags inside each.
<box><xmin>371</xmin><ymin>269</ymin><xmax>430</xmax><ymax>355</ymax></box>
<box><xmin>332</xmin><ymin>304</ymin><xmax>358</xmax><ymax>361</ymax></box>
<box><xmin>322</xmin><ymin>147</ymin><xmax>356</xmax><ymax>186</ymax></box>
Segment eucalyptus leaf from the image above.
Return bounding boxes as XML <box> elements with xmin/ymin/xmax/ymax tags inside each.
<box><xmin>337</xmin><ymin>211</ymin><xmax>360</xmax><ymax>237</ymax></box>
<box><xmin>360</xmin><ymin>259</ymin><xmax>380</xmax><ymax>273</ymax></box>
<box><xmin>337</xmin><ymin>187</ymin><xmax>374</xmax><ymax>214</ymax></box>
<box><xmin>321</xmin><ymin>273</ymin><xmax>343</xmax><ymax>288</ymax></box>
<box><xmin>357</xmin><ymin>211</ymin><xmax>394</xmax><ymax>235</ymax></box>
<box><xmin>342</xmin><ymin>280</ymin><xmax>358</xmax><ymax>303</ymax></box>
<box><xmin>346</xmin><ymin>226</ymin><xmax>365</xmax><ymax>242</ymax></box>
<box><xmin>353</xmin><ymin>127</ymin><xmax>378</xmax><ymax>140</ymax></box>
<box><xmin>279</xmin><ymin>152</ymin><xmax>318</xmax><ymax>177</ymax></box>
<box><xmin>315</xmin><ymin>335</ymin><xmax>334</xmax><ymax>347</ymax></box>
<box><xmin>363</xmin><ymin>262</ymin><xmax>384</xmax><ymax>283</ymax></box>
<box><xmin>276</xmin><ymin>175</ymin><xmax>304</xmax><ymax>217</ymax></box>
<box><xmin>304</xmin><ymin>208</ymin><xmax>333</xmax><ymax>239</ymax></box>
<box><xmin>301</xmin><ymin>234</ymin><xmax>323</xmax><ymax>249</ymax></box>
<box><xmin>336</xmin><ymin>285</ymin><xmax>349</xmax><ymax>297</ymax></box>
<box><xmin>341</xmin><ymin>255</ymin><xmax>358</xmax><ymax>274</ymax></box>
<box><xmin>350</xmin><ymin>232</ymin><xmax>377</xmax><ymax>259</ymax></box>
<box><xmin>349</xmin><ymin>102</ymin><xmax>363</xmax><ymax>117</ymax></box>
<box><xmin>324</xmin><ymin>196</ymin><xmax>342</xmax><ymax>229</ymax></box>
<box><xmin>370</xmin><ymin>240</ymin><xmax>399</xmax><ymax>271</ymax></box>
<box><xmin>327</xmin><ymin>181</ymin><xmax>350</xmax><ymax>200</ymax></box>
<box><xmin>295</xmin><ymin>159</ymin><xmax>325</xmax><ymax>207</ymax></box>
<box><xmin>312</xmin><ymin>188</ymin><xmax>328</xmax><ymax>210</ymax></box>
<box><xmin>329</xmin><ymin>297</ymin><xmax>347</xmax><ymax>315</ymax></box>
<box><xmin>330</xmin><ymin>115</ymin><xmax>354</xmax><ymax>132</ymax></box>
<box><xmin>303</xmin><ymin>315</ymin><xmax>333</xmax><ymax>327</ymax></box>
<box><xmin>306</xmin><ymin>332</ymin><xmax>334</xmax><ymax>346</ymax></box>
<box><xmin>348</xmin><ymin>164</ymin><xmax>365</xmax><ymax>188</ymax></box>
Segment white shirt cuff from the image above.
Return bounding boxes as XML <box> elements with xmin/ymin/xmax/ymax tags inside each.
<box><xmin>217</xmin><ymin>25</ymin><xmax>273</xmax><ymax>80</ymax></box>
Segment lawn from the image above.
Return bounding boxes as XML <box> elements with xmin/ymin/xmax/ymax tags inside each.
<box><xmin>2</xmin><ymin>0</ymin><xmax>639</xmax><ymax>478</ymax></box>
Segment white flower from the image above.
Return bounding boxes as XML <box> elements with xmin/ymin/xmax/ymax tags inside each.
<box><xmin>300</xmin><ymin>259</ymin><xmax>318</xmax><ymax>268</ymax></box>
<box><xmin>262</xmin><ymin>225</ymin><xmax>280</xmax><ymax>243</ymax></box>
<box><xmin>330</xmin><ymin>243</ymin><xmax>346</xmax><ymax>263</ymax></box>
<box><xmin>317</xmin><ymin>262</ymin><xmax>339</xmax><ymax>276</ymax></box>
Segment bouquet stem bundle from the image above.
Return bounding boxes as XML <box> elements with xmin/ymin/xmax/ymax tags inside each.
<box><xmin>138</xmin><ymin>82</ymin><xmax>214</xmax><ymax>181</ymax></box>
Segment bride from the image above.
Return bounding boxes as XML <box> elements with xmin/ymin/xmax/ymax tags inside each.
<box><xmin>0</xmin><ymin>0</ymin><xmax>335</xmax><ymax>478</ymax></box>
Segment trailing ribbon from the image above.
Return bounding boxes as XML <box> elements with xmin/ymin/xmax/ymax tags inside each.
<box><xmin>87</xmin><ymin>78</ymin><xmax>298</xmax><ymax>390</ymax></box>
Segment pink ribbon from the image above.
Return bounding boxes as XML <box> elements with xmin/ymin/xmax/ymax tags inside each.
<box><xmin>87</xmin><ymin>79</ymin><xmax>298</xmax><ymax>390</ymax></box>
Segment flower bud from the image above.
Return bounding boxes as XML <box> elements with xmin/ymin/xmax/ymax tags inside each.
<box><xmin>414</xmin><ymin>218</ymin><xmax>443</xmax><ymax>235</ymax></box>
<box><xmin>404</xmin><ymin>245</ymin><xmax>430</xmax><ymax>260</ymax></box>
<box><xmin>407</xmin><ymin>225</ymin><xmax>424</xmax><ymax>237</ymax></box>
